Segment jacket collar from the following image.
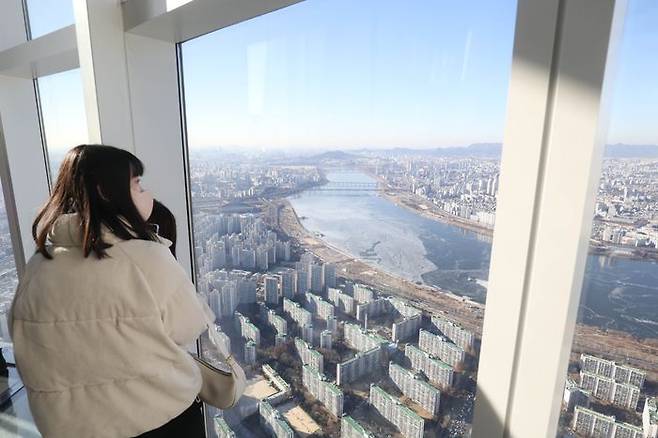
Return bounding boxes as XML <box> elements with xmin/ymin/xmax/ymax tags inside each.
<box><xmin>47</xmin><ymin>213</ymin><xmax>172</xmax><ymax>248</ymax></box>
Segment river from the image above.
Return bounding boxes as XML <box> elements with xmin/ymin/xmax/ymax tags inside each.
<box><xmin>288</xmin><ymin>170</ymin><xmax>658</xmax><ymax>339</ymax></box>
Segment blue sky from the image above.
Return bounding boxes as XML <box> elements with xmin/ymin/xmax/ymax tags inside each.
<box><xmin>32</xmin><ymin>0</ymin><xmax>658</xmax><ymax>152</ymax></box>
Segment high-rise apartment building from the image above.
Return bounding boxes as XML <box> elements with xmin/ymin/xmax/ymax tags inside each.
<box><xmin>337</xmin><ymin>347</ymin><xmax>383</xmax><ymax>386</ymax></box>
<box><xmin>369</xmin><ymin>384</ymin><xmax>424</xmax><ymax>438</ymax></box>
<box><xmin>304</xmin><ymin>292</ymin><xmax>335</xmax><ymax>321</ymax></box>
<box><xmin>264</xmin><ymin>274</ymin><xmax>280</xmax><ymax>305</ymax></box>
<box><xmin>214</xmin><ymin>416</ymin><xmax>236</xmax><ymax>438</ymax></box>
<box><xmin>418</xmin><ymin>329</ymin><xmax>465</xmax><ymax>367</ymax></box>
<box><xmin>563</xmin><ymin>378</ymin><xmax>590</xmax><ymax>413</ymax></box>
<box><xmin>580</xmin><ymin>354</ymin><xmax>646</xmax><ymax>388</ymax></box>
<box><xmin>573</xmin><ymin>406</ymin><xmax>643</xmax><ymax>438</ymax></box>
<box><xmin>294</xmin><ymin>337</ymin><xmax>324</xmax><ymax>373</ymax></box>
<box><xmin>310</xmin><ymin>263</ymin><xmax>325</xmax><ymax>293</ymax></box>
<box><xmin>353</xmin><ymin>284</ymin><xmax>375</xmax><ymax>304</ymax></box>
<box><xmin>235</xmin><ymin>312</ymin><xmax>261</xmax><ymax>346</ymax></box>
<box><xmin>643</xmin><ymin>397</ymin><xmax>658</xmax><ymax>438</ymax></box>
<box><xmin>259</xmin><ymin>401</ymin><xmax>294</xmax><ymax>438</ymax></box>
<box><xmin>580</xmin><ymin>371</ymin><xmax>640</xmax><ymax>410</ymax></box>
<box><xmin>302</xmin><ymin>365</ymin><xmax>344</xmax><ymax>417</ymax></box>
<box><xmin>405</xmin><ymin>344</ymin><xmax>454</xmax><ymax>388</ymax></box>
<box><xmin>341</xmin><ymin>416</ymin><xmax>374</xmax><ymax>438</ymax></box>
<box><xmin>327</xmin><ymin>287</ymin><xmax>355</xmax><ymax>315</ymax></box>
<box><xmin>430</xmin><ymin>316</ymin><xmax>475</xmax><ymax>351</ymax></box>
<box><xmin>244</xmin><ymin>340</ymin><xmax>257</xmax><ymax>365</ymax></box>
<box><xmin>283</xmin><ymin>298</ymin><xmax>312</xmax><ymax>327</ymax></box>
<box><xmin>389</xmin><ymin>362</ymin><xmax>441</xmax><ymax>417</ymax></box>
<box><xmin>344</xmin><ymin>323</ymin><xmax>388</xmax><ymax>352</ymax></box>
<box><xmin>280</xmin><ymin>269</ymin><xmax>297</xmax><ymax>299</ymax></box>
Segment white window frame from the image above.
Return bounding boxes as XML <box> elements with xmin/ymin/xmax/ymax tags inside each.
<box><xmin>0</xmin><ymin>0</ymin><xmax>628</xmax><ymax>436</ymax></box>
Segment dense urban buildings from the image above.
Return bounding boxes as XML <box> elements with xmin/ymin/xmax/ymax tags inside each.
<box><xmin>202</xmin><ymin>269</ymin><xmax>257</xmax><ymax>317</ymax></box>
<box><xmin>572</xmin><ymin>406</ymin><xmax>643</xmax><ymax>438</ymax></box>
<box><xmin>340</xmin><ymin>416</ymin><xmax>374</xmax><ymax>438</ymax></box>
<box><xmin>430</xmin><ymin>316</ymin><xmax>475</xmax><ymax>351</ymax></box>
<box><xmin>327</xmin><ymin>287</ymin><xmax>355</xmax><ymax>315</ymax></box>
<box><xmin>235</xmin><ymin>312</ymin><xmax>261</xmax><ymax>346</ymax></box>
<box><xmin>369</xmin><ymin>384</ymin><xmax>425</xmax><ymax>438</ymax></box>
<box><xmin>177</xmin><ymin>153</ymin><xmax>657</xmax><ymax>437</ymax></box>
<box><xmin>260</xmin><ymin>305</ymin><xmax>288</xmax><ymax>336</ymax></box>
<box><xmin>343</xmin><ymin>323</ymin><xmax>388</xmax><ymax>352</ymax></box>
<box><xmin>283</xmin><ymin>297</ymin><xmax>313</xmax><ymax>328</ymax></box>
<box><xmin>304</xmin><ymin>292</ymin><xmax>335</xmax><ymax>321</ymax></box>
<box><xmin>580</xmin><ymin>354</ymin><xmax>646</xmax><ymax>388</ymax></box>
<box><xmin>302</xmin><ymin>365</ymin><xmax>344</xmax><ymax>417</ymax></box>
<box><xmin>579</xmin><ymin>371</ymin><xmax>640</xmax><ymax>410</ymax></box>
<box><xmin>259</xmin><ymin>401</ymin><xmax>295</xmax><ymax>438</ymax></box>
<box><xmin>263</xmin><ymin>364</ymin><xmax>292</xmax><ymax>406</ymax></box>
<box><xmin>563</xmin><ymin>379</ymin><xmax>591</xmax><ymax>413</ymax></box>
<box><xmin>389</xmin><ymin>362</ymin><xmax>441</xmax><ymax>417</ymax></box>
<box><xmin>214</xmin><ymin>416</ymin><xmax>236</xmax><ymax>438</ymax></box>
<box><xmin>405</xmin><ymin>344</ymin><xmax>455</xmax><ymax>388</ymax></box>
<box><xmin>418</xmin><ymin>328</ymin><xmax>465</xmax><ymax>368</ymax></box>
<box><xmin>295</xmin><ymin>337</ymin><xmax>324</xmax><ymax>373</ymax></box>
<box><xmin>337</xmin><ymin>347</ymin><xmax>384</xmax><ymax>387</ymax></box>
<box><xmin>644</xmin><ymin>398</ymin><xmax>658</xmax><ymax>438</ymax></box>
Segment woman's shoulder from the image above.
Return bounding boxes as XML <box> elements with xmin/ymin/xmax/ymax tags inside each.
<box><xmin>111</xmin><ymin>239</ymin><xmax>188</xmax><ymax>289</ymax></box>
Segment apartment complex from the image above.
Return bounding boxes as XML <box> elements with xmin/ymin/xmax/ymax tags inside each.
<box><xmin>369</xmin><ymin>384</ymin><xmax>425</xmax><ymax>438</ymax></box>
<box><xmin>580</xmin><ymin>371</ymin><xmax>640</xmax><ymax>410</ymax></box>
<box><xmin>337</xmin><ymin>347</ymin><xmax>384</xmax><ymax>386</ymax></box>
<box><xmin>294</xmin><ymin>337</ymin><xmax>324</xmax><ymax>373</ymax></box>
<box><xmin>405</xmin><ymin>344</ymin><xmax>455</xmax><ymax>388</ymax></box>
<box><xmin>389</xmin><ymin>362</ymin><xmax>441</xmax><ymax>417</ymax></box>
<box><xmin>572</xmin><ymin>406</ymin><xmax>643</xmax><ymax>438</ymax></box>
<box><xmin>418</xmin><ymin>329</ymin><xmax>465</xmax><ymax>367</ymax></box>
<box><xmin>259</xmin><ymin>401</ymin><xmax>295</xmax><ymax>438</ymax></box>
<box><xmin>214</xmin><ymin>416</ymin><xmax>236</xmax><ymax>438</ymax></box>
<box><xmin>353</xmin><ymin>284</ymin><xmax>375</xmax><ymax>303</ymax></box>
<box><xmin>344</xmin><ymin>323</ymin><xmax>388</xmax><ymax>352</ymax></box>
<box><xmin>581</xmin><ymin>354</ymin><xmax>646</xmax><ymax>388</ymax></box>
<box><xmin>235</xmin><ymin>311</ymin><xmax>261</xmax><ymax>346</ymax></box>
<box><xmin>283</xmin><ymin>297</ymin><xmax>313</xmax><ymax>327</ymax></box>
<box><xmin>430</xmin><ymin>316</ymin><xmax>475</xmax><ymax>351</ymax></box>
<box><xmin>328</xmin><ymin>287</ymin><xmax>355</xmax><ymax>315</ymax></box>
<box><xmin>305</xmin><ymin>292</ymin><xmax>335</xmax><ymax>321</ymax></box>
<box><xmin>302</xmin><ymin>365</ymin><xmax>344</xmax><ymax>417</ymax></box>
<box><xmin>341</xmin><ymin>416</ymin><xmax>374</xmax><ymax>438</ymax></box>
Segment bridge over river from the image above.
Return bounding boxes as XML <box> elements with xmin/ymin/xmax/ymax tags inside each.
<box><xmin>306</xmin><ymin>181</ymin><xmax>380</xmax><ymax>192</ymax></box>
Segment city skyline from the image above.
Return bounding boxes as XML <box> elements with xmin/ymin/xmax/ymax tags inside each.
<box><xmin>30</xmin><ymin>0</ymin><xmax>658</xmax><ymax>152</ymax></box>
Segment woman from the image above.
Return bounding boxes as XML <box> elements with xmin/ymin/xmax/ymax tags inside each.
<box><xmin>9</xmin><ymin>145</ymin><xmax>213</xmax><ymax>437</ymax></box>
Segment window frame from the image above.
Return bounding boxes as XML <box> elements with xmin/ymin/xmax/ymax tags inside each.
<box><xmin>0</xmin><ymin>0</ymin><xmax>629</xmax><ymax>436</ymax></box>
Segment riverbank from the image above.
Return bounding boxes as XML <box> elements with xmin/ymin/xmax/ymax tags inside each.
<box><xmin>275</xmin><ymin>198</ymin><xmax>658</xmax><ymax>380</ymax></box>
<box><xmin>382</xmin><ymin>190</ymin><xmax>494</xmax><ymax>240</ymax></box>
<box><xmin>382</xmin><ymin>188</ymin><xmax>658</xmax><ymax>262</ymax></box>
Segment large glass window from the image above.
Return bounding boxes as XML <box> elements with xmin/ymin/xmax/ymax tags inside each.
<box><xmin>181</xmin><ymin>1</ymin><xmax>518</xmax><ymax>436</ymax></box>
<box><xmin>24</xmin><ymin>0</ymin><xmax>75</xmax><ymax>39</ymax></box>
<box><xmin>37</xmin><ymin>69</ymin><xmax>88</xmax><ymax>182</ymax></box>
<box><xmin>0</xmin><ymin>181</ymin><xmax>25</xmax><ymax>426</ymax></box>
<box><xmin>0</xmin><ymin>183</ymin><xmax>18</xmax><ymax>345</ymax></box>
<box><xmin>556</xmin><ymin>2</ymin><xmax>658</xmax><ymax>437</ymax></box>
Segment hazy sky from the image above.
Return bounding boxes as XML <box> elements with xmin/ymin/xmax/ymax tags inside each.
<box><xmin>32</xmin><ymin>0</ymin><xmax>658</xmax><ymax>152</ymax></box>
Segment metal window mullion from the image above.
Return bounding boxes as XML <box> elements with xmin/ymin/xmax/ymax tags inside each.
<box><xmin>473</xmin><ymin>0</ymin><xmax>624</xmax><ymax>436</ymax></box>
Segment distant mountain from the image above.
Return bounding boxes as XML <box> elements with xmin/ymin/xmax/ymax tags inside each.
<box><xmin>604</xmin><ymin>144</ymin><xmax>658</xmax><ymax>158</ymax></box>
<box><xmin>431</xmin><ymin>143</ymin><xmax>502</xmax><ymax>157</ymax></box>
<box><xmin>368</xmin><ymin>142</ymin><xmax>658</xmax><ymax>159</ymax></box>
<box><xmin>357</xmin><ymin>143</ymin><xmax>503</xmax><ymax>158</ymax></box>
<box><xmin>309</xmin><ymin>150</ymin><xmax>362</xmax><ymax>161</ymax></box>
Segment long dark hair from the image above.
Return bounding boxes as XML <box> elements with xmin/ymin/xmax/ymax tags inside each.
<box><xmin>149</xmin><ymin>200</ymin><xmax>177</xmax><ymax>258</ymax></box>
<box><xmin>33</xmin><ymin>145</ymin><xmax>158</xmax><ymax>259</ymax></box>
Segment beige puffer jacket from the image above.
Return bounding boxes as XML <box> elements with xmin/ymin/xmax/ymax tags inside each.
<box><xmin>9</xmin><ymin>213</ymin><xmax>211</xmax><ymax>438</ymax></box>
